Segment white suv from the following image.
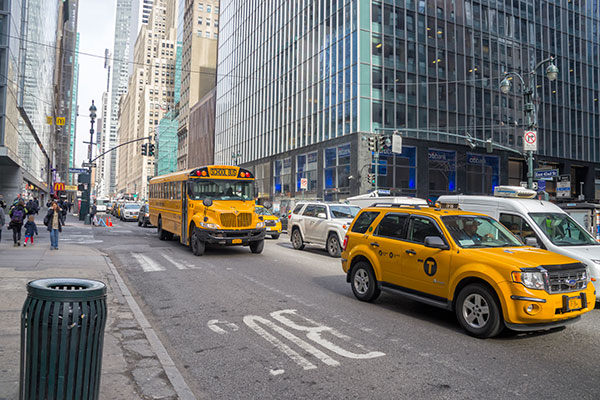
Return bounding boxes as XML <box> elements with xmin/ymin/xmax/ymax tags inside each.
<box><xmin>289</xmin><ymin>202</ymin><xmax>361</xmax><ymax>257</ymax></box>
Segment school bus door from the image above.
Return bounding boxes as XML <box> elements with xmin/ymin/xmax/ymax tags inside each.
<box><xmin>181</xmin><ymin>181</ymin><xmax>188</xmax><ymax>245</ymax></box>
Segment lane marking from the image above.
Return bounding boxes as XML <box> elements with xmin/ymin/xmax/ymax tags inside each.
<box><xmin>133</xmin><ymin>253</ymin><xmax>166</xmax><ymax>272</ymax></box>
<box><xmin>104</xmin><ymin>256</ymin><xmax>197</xmax><ymax>400</ymax></box>
<box><xmin>269</xmin><ymin>369</ymin><xmax>285</xmax><ymax>376</ymax></box>
<box><xmin>243</xmin><ymin>315</ymin><xmax>319</xmax><ymax>370</ymax></box>
<box><xmin>207</xmin><ymin>319</ymin><xmax>239</xmax><ymax>334</ymax></box>
<box><xmin>162</xmin><ymin>255</ymin><xmax>189</xmax><ymax>270</ymax></box>
<box><xmin>270</xmin><ymin>309</ymin><xmax>386</xmax><ymax>360</ymax></box>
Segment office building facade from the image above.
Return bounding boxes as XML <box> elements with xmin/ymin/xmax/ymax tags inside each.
<box><xmin>215</xmin><ymin>0</ymin><xmax>600</xmax><ymax>202</ymax></box>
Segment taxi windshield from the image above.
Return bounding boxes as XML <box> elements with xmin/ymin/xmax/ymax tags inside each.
<box><xmin>255</xmin><ymin>207</ymin><xmax>273</xmax><ymax>216</ymax></box>
<box><xmin>124</xmin><ymin>204</ymin><xmax>139</xmax><ymax>209</ymax></box>
<box><xmin>188</xmin><ymin>179</ymin><xmax>254</xmax><ymax>201</ymax></box>
<box><xmin>529</xmin><ymin>213</ymin><xmax>598</xmax><ymax>246</ymax></box>
<box><xmin>329</xmin><ymin>205</ymin><xmax>360</xmax><ymax>219</ymax></box>
<box><xmin>442</xmin><ymin>215</ymin><xmax>523</xmax><ymax>248</ymax></box>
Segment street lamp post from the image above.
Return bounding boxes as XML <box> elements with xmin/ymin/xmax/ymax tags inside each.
<box><xmin>499</xmin><ymin>57</ymin><xmax>558</xmax><ymax>190</ymax></box>
<box><xmin>84</xmin><ymin>101</ymin><xmax>97</xmax><ymax>225</ymax></box>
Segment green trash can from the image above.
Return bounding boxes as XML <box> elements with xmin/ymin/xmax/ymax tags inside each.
<box><xmin>19</xmin><ymin>278</ymin><xmax>107</xmax><ymax>400</ymax></box>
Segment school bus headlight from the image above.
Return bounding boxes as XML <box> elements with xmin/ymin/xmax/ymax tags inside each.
<box><xmin>256</xmin><ymin>221</ymin><xmax>265</xmax><ymax>228</ymax></box>
<box><xmin>200</xmin><ymin>222</ymin><xmax>221</xmax><ymax>229</ymax></box>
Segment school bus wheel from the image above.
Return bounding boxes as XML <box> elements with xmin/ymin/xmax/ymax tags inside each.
<box><xmin>249</xmin><ymin>239</ymin><xmax>264</xmax><ymax>254</ymax></box>
<box><xmin>190</xmin><ymin>224</ymin><xmax>205</xmax><ymax>256</ymax></box>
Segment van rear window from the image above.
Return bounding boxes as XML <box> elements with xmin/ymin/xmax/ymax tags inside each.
<box><xmin>351</xmin><ymin>212</ymin><xmax>380</xmax><ymax>234</ymax></box>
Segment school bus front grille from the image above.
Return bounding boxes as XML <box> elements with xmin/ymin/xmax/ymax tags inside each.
<box><xmin>220</xmin><ymin>213</ymin><xmax>253</xmax><ymax>228</ymax></box>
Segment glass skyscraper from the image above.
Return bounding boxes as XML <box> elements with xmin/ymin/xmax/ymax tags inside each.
<box><xmin>215</xmin><ymin>0</ymin><xmax>600</xmax><ymax>202</ymax></box>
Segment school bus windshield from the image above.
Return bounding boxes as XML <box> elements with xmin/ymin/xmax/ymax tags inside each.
<box><xmin>188</xmin><ymin>179</ymin><xmax>254</xmax><ymax>201</ymax></box>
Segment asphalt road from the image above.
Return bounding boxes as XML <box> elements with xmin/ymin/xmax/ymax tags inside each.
<box><xmin>73</xmin><ymin>216</ymin><xmax>600</xmax><ymax>400</ymax></box>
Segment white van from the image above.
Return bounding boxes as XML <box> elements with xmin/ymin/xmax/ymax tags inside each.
<box><xmin>346</xmin><ymin>191</ymin><xmax>428</xmax><ymax>209</ymax></box>
<box><xmin>439</xmin><ymin>187</ymin><xmax>600</xmax><ymax>297</ymax></box>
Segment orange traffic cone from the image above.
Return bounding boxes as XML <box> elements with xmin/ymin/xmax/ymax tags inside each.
<box><xmin>108</xmin><ymin>217</ymin><xmax>113</xmax><ymax>227</ymax></box>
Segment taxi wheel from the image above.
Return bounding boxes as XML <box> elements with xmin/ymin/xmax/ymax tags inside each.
<box><xmin>291</xmin><ymin>229</ymin><xmax>305</xmax><ymax>250</ymax></box>
<box><xmin>191</xmin><ymin>228</ymin><xmax>205</xmax><ymax>256</ymax></box>
<box><xmin>350</xmin><ymin>262</ymin><xmax>381</xmax><ymax>302</ymax></box>
<box><xmin>326</xmin><ymin>234</ymin><xmax>341</xmax><ymax>258</ymax></box>
<box><xmin>250</xmin><ymin>239</ymin><xmax>264</xmax><ymax>254</ymax></box>
<box><xmin>455</xmin><ymin>284</ymin><xmax>503</xmax><ymax>338</ymax></box>
<box><xmin>271</xmin><ymin>234</ymin><xmax>280</xmax><ymax>240</ymax></box>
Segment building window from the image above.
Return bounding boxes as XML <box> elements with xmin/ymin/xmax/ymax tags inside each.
<box><xmin>296</xmin><ymin>152</ymin><xmax>318</xmax><ymax>192</ymax></box>
<box><xmin>198</xmin><ymin>17</ymin><xmax>202</xmax><ymax>24</ymax></box>
<box><xmin>205</xmin><ymin>31</ymin><xmax>210</xmax><ymax>37</ymax></box>
<box><xmin>324</xmin><ymin>144</ymin><xmax>351</xmax><ymax>193</ymax></box>
<box><xmin>214</xmin><ymin>33</ymin><xmax>219</xmax><ymax>39</ymax></box>
<box><xmin>274</xmin><ymin>158</ymin><xmax>291</xmax><ymax>195</ymax></box>
<box><xmin>428</xmin><ymin>149</ymin><xmax>456</xmax><ymax>195</ymax></box>
<box><xmin>198</xmin><ymin>3</ymin><xmax>203</xmax><ymax>11</ymax></box>
<box><xmin>466</xmin><ymin>153</ymin><xmax>500</xmax><ymax>195</ymax></box>
<box><xmin>207</xmin><ymin>5</ymin><xmax>211</xmax><ymax>12</ymax></box>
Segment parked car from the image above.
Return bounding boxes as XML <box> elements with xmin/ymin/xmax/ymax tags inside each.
<box><xmin>137</xmin><ymin>204</ymin><xmax>152</xmax><ymax>227</ymax></box>
<box><xmin>121</xmin><ymin>203</ymin><xmax>140</xmax><ymax>221</ymax></box>
<box><xmin>288</xmin><ymin>202</ymin><xmax>361</xmax><ymax>257</ymax></box>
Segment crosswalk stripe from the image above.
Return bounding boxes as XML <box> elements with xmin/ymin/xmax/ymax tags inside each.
<box><xmin>133</xmin><ymin>253</ymin><xmax>166</xmax><ymax>272</ymax></box>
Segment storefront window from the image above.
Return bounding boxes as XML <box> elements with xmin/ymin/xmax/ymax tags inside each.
<box><xmin>374</xmin><ymin>146</ymin><xmax>417</xmax><ymax>194</ymax></box>
<box><xmin>466</xmin><ymin>153</ymin><xmax>499</xmax><ymax>194</ymax></box>
<box><xmin>296</xmin><ymin>152</ymin><xmax>318</xmax><ymax>192</ymax></box>
<box><xmin>324</xmin><ymin>144</ymin><xmax>352</xmax><ymax>191</ymax></box>
<box><xmin>428</xmin><ymin>149</ymin><xmax>456</xmax><ymax>194</ymax></box>
<box><xmin>274</xmin><ymin>158</ymin><xmax>291</xmax><ymax>195</ymax></box>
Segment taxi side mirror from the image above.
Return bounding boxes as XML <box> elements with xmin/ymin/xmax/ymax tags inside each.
<box><xmin>524</xmin><ymin>237</ymin><xmax>539</xmax><ymax>247</ymax></box>
<box><xmin>424</xmin><ymin>236</ymin><xmax>449</xmax><ymax>250</ymax></box>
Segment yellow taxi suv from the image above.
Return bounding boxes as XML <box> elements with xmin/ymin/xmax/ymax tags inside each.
<box><xmin>255</xmin><ymin>205</ymin><xmax>282</xmax><ymax>239</ymax></box>
<box><xmin>149</xmin><ymin>165</ymin><xmax>266</xmax><ymax>256</ymax></box>
<box><xmin>341</xmin><ymin>204</ymin><xmax>596</xmax><ymax>338</ymax></box>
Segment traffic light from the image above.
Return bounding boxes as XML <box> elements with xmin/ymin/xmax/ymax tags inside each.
<box><xmin>141</xmin><ymin>143</ymin><xmax>148</xmax><ymax>156</ymax></box>
<box><xmin>148</xmin><ymin>143</ymin><xmax>155</xmax><ymax>157</ymax></box>
<box><xmin>379</xmin><ymin>135</ymin><xmax>391</xmax><ymax>151</ymax></box>
<box><xmin>367</xmin><ymin>173</ymin><xmax>376</xmax><ymax>187</ymax></box>
<box><xmin>367</xmin><ymin>136</ymin><xmax>377</xmax><ymax>152</ymax></box>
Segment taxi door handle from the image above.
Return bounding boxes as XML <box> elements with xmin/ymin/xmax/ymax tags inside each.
<box><xmin>370</xmin><ymin>242</ymin><xmax>379</xmax><ymax>247</ymax></box>
<box><xmin>405</xmin><ymin>249</ymin><xmax>416</xmax><ymax>255</ymax></box>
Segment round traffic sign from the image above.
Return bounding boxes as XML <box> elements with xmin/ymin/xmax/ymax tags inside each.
<box><xmin>524</xmin><ymin>131</ymin><xmax>537</xmax><ymax>144</ymax></box>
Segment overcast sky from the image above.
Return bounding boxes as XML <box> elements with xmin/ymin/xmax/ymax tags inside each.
<box><xmin>74</xmin><ymin>0</ymin><xmax>116</xmax><ymax>166</ymax></box>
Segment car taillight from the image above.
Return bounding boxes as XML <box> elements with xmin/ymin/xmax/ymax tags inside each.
<box><xmin>342</xmin><ymin>235</ymin><xmax>349</xmax><ymax>251</ymax></box>
<box><xmin>288</xmin><ymin>214</ymin><xmax>292</xmax><ymax>219</ymax></box>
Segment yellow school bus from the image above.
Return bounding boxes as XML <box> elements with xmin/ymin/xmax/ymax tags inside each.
<box><xmin>148</xmin><ymin>165</ymin><xmax>266</xmax><ymax>256</ymax></box>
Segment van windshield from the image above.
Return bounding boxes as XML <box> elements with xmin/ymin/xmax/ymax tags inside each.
<box><xmin>529</xmin><ymin>213</ymin><xmax>598</xmax><ymax>246</ymax></box>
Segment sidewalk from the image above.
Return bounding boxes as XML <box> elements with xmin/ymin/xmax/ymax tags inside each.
<box><xmin>0</xmin><ymin>216</ymin><xmax>178</xmax><ymax>399</ymax></box>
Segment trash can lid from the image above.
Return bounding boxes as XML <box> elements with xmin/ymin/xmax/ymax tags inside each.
<box><xmin>27</xmin><ymin>278</ymin><xmax>107</xmax><ymax>301</ymax></box>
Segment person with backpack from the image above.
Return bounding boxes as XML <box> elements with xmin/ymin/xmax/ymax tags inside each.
<box><xmin>44</xmin><ymin>201</ymin><xmax>63</xmax><ymax>250</ymax></box>
<box><xmin>26</xmin><ymin>199</ymin><xmax>37</xmax><ymax>216</ymax></box>
<box><xmin>8</xmin><ymin>199</ymin><xmax>27</xmax><ymax>246</ymax></box>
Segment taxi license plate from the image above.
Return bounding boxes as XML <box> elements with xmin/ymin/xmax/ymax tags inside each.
<box><xmin>232</xmin><ymin>239</ymin><xmax>242</xmax><ymax>244</ymax></box>
<box><xmin>568</xmin><ymin>297</ymin><xmax>581</xmax><ymax>310</ymax></box>
<box><xmin>266</xmin><ymin>227</ymin><xmax>272</xmax><ymax>231</ymax></box>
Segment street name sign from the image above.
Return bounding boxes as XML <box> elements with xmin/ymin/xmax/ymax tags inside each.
<box><xmin>534</xmin><ymin>169</ymin><xmax>558</xmax><ymax>179</ymax></box>
<box><xmin>69</xmin><ymin>168</ymin><xmax>87</xmax><ymax>174</ymax></box>
<box><xmin>82</xmin><ymin>162</ymin><xmax>96</xmax><ymax>168</ymax></box>
<box><xmin>523</xmin><ymin>130</ymin><xmax>538</xmax><ymax>151</ymax></box>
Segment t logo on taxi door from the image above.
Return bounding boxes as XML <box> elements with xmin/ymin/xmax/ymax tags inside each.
<box><xmin>423</xmin><ymin>258</ymin><xmax>437</xmax><ymax>277</ymax></box>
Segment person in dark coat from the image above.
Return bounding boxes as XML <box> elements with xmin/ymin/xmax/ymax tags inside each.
<box><xmin>25</xmin><ymin>199</ymin><xmax>37</xmax><ymax>216</ymax></box>
<box><xmin>8</xmin><ymin>199</ymin><xmax>27</xmax><ymax>246</ymax></box>
<box><xmin>23</xmin><ymin>215</ymin><xmax>38</xmax><ymax>246</ymax></box>
<box><xmin>44</xmin><ymin>201</ymin><xmax>63</xmax><ymax>250</ymax></box>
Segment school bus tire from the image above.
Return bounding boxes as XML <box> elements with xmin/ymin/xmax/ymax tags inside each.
<box><xmin>190</xmin><ymin>226</ymin><xmax>205</xmax><ymax>256</ymax></box>
<box><xmin>157</xmin><ymin>216</ymin><xmax>170</xmax><ymax>241</ymax></box>
<box><xmin>249</xmin><ymin>239</ymin><xmax>264</xmax><ymax>254</ymax></box>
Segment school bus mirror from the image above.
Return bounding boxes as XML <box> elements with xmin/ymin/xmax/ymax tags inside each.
<box><xmin>203</xmin><ymin>198</ymin><xmax>213</xmax><ymax>208</ymax></box>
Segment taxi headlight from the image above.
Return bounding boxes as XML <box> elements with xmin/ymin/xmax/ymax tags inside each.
<box><xmin>256</xmin><ymin>221</ymin><xmax>265</xmax><ymax>228</ymax></box>
<box><xmin>200</xmin><ymin>222</ymin><xmax>220</xmax><ymax>229</ymax></box>
<box><xmin>512</xmin><ymin>271</ymin><xmax>545</xmax><ymax>290</ymax></box>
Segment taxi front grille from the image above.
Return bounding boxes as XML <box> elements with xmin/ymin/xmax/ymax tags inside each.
<box><xmin>220</xmin><ymin>213</ymin><xmax>253</xmax><ymax>228</ymax></box>
<box><xmin>547</xmin><ymin>269</ymin><xmax>587</xmax><ymax>294</ymax></box>
<box><xmin>265</xmin><ymin>220</ymin><xmax>276</xmax><ymax>226</ymax></box>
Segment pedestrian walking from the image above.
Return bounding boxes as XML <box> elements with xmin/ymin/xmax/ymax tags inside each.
<box><xmin>8</xmin><ymin>199</ymin><xmax>27</xmax><ymax>247</ymax></box>
<box><xmin>44</xmin><ymin>201</ymin><xmax>63</xmax><ymax>250</ymax></box>
<box><xmin>25</xmin><ymin>199</ymin><xmax>37</xmax><ymax>216</ymax></box>
<box><xmin>0</xmin><ymin>201</ymin><xmax>5</xmax><ymax>242</ymax></box>
<box><xmin>23</xmin><ymin>215</ymin><xmax>38</xmax><ymax>246</ymax></box>
<box><xmin>67</xmin><ymin>200</ymin><xmax>72</xmax><ymax>213</ymax></box>
<box><xmin>33</xmin><ymin>197</ymin><xmax>40</xmax><ymax>214</ymax></box>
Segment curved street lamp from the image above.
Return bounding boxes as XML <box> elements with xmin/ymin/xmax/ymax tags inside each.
<box><xmin>499</xmin><ymin>57</ymin><xmax>558</xmax><ymax>190</ymax></box>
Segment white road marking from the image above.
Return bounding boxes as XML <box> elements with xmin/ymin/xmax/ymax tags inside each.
<box><xmin>162</xmin><ymin>255</ymin><xmax>189</xmax><ymax>270</ymax></box>
<box><xmin>133</xmin><ymin>253</ymin><xmax>166</xmax><ymax>272</ymax></box>
<box><xmin>269</xmin><ymin>369</ymin><xmax>285</xmax><ymax>376</ymax></box>
<box><xmin>270</xmin><ymin>309</ymin><xmax>385</xmax><ymax>360</ymax></box>
<box><xmin>243</xmin><ymin>315</ymin><xmax>318</xmax><ymax>370</ymax></box>
<box><xmin>207</xmin><ymin>319</ymin><xmax>239</xmax><ymax>334</ymax></box>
